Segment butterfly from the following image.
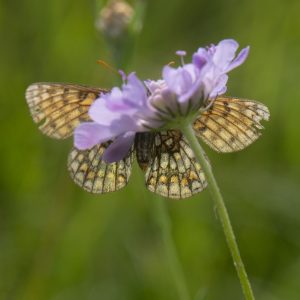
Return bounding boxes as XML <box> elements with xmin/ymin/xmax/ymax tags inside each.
<box><xmin>26</xmin><ymin>83</ymin><xmax>269</xmax><ymax>199</ymax></box>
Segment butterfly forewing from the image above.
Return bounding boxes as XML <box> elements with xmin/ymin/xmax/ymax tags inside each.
<box><xmin>26</xmin><ymin>80</ymin><xmax>269</xmax><ymax>199</ymax></box>
<box><xmin>26</xmin><ymin>83</ymin><xmax>107</xmax><ymax>139</ymax></box>
<box><xmin>68</xmin><ymin>142</ymin><xmax>134</xmax><ymax>193</ymax></box>
<box><xmin>136</xmin><ymin>131</ymin><xmax>208</xmax><ymax>199</ymax></box>
<box><xmin>193</xmin><ymin>97</ymin><xmax>270</xmax><ymax>152</ymax></box>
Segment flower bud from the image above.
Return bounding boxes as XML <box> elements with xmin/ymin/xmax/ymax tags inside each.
<box><xmin>96</xmin><ymin>0</ymin><xmax>134</xmax><ymax>39</ymax></box>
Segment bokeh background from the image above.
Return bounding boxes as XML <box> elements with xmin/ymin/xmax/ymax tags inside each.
<box><xmin>1</xmin><ymin>0</ymin><xmax>300</xmax><ymax>299</ymax></box>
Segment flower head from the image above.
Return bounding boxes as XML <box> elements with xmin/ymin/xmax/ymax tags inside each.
<box><xmin>74</xmin><ymin>39</ymin><xmax>250</xmax><ymax>163</ymax></box>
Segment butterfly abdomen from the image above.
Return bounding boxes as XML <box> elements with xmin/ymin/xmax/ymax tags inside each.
<box><xmin>135</xmin><ymin>132</ymin><xmax>155</xmax><ymax>171</ymax></box>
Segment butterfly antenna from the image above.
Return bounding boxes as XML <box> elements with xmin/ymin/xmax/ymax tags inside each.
<box><xmin>167</xmin><ymin>61</ymin><xmax>176</xmax><ymax>66</ymax></box>
<box><xmin>97</xmin><ymin>60</ymin><xmax>120</xmax><ymax>76</ymax></box>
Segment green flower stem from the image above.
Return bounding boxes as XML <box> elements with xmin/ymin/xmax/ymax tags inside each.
<box><xmin>154</xmin><ymin>199</ymin><xmax>191</xmax><ymax>300</ymax></box>
<box><xmin>181</xmin><ymin>124</ymin><xmax>255</xmax><ymax>300</ymax></box>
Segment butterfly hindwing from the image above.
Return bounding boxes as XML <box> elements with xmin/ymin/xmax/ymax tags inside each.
<box><xmin>68</xmin><ymin>142</ymin><xmax>134</xmax><ymax>193</ymax></box>
<box><xmin>26</xmin><ymin>81</ymin><xmax>269</xmax><ymax>199</ymax></box>
<box><xmin>136</xmin><ymin>131</ymin><xmax>208</xmax><ymax>199</ymax></box>
<box><xmin>193</xmin><ymin>96</ymin><xmax>270</xmax><ymax>152</ymax></box>
<box><xmin>26</xmin><ymin>83</ymin><xmax>107</xmax><ymax>139</ymax></box>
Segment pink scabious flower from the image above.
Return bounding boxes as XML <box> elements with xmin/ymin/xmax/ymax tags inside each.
<box><xmin>74</xmin><ymin>39</ymin><xmax>249</xmax><ymax>163</ymax></box>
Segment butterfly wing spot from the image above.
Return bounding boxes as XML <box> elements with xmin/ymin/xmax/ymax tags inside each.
<box><xmin>139</xmin><ymin>131</ymin><xmax>208</xmax><ymax>199</ymax></box>
<box><xmin>194</xmin><ymin>97</ymin><xmax>270</xmax><ymax>152</ymax></box>
<box><xmin>68</xmin><ymin>142</ymin><xmax>134</xmax><ymax>193</ymax></box>
<box><xmin>26</xmin><ymin>83</ymin><xmax>107</xmax><ymax>139</ymax></box>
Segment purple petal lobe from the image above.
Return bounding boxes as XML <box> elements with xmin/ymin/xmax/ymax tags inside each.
<box><xmin>109</xmin><ymin>114</ymin><xmax>141</xmax><ymax>136</ymax></box>
<box><xmin>213</xmin><ymin>39</ymin><xmax>239</xmax><ymax>68</ymax></box>
<box><xmin>209</xmin><ymin>74</ymin><xmax>228</xmax><ymax>98</ymax></box>
<box><xmin>102</xmin><ymin>132</ymin><xmax>135</xmax><ymax>163</ymax></box>
<box><xmin>226</xmin><ymin>46</ymin><xmax>250</xmax><ymax>72</ymax></box>
<box><xmin>74</xmin><ymin>122</ymin><xmax>111</xmax><ymax>150</ymax></box>
<box><xmin>163</xmin><ymin>64</ymin><xmax>198</xmax><ymax>97</ymax></box>
<box><xmin>192</xmin><ymin>48</ymin><xmax>209</xmax><ymax>69</ymax></box>
<box><xmin>89</xmin><ymin>95</ymin><xmax>124</xmax><ymax>125</ymax></box>
<box><xmin>191</xmin><ymin>39</ymin><xmax>249</xmax><ymax>98</ymax></box>
<box><xmin>123</xmin><ymin>73</ymin><xmax>148</xmax><ymax>107</ymax></box>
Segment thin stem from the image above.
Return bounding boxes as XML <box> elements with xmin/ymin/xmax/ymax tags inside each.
<box><xmin>181</xmin><ymin>124</ymin><xmax>255</xmax><ymax>300</ymax></box>
<box><xmin>154</xmin><ymin>199</ymin><xmax>191</xmax><ymax>300</ymax></box>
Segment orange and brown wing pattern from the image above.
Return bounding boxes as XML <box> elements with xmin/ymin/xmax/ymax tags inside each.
<box><xmin>68</xmin><ymin>142</ymin><xmax>134</xmax><ymax>193</ymax></box>
<box><xmin>26</xmin><ymin>83</ymin><xmax>107</xmax><ymax>139</ymax></box>
<box><xmin>141</xmin><ymin>131</ymin><xmax>208</xmax><ymax>199</ymax></box>
<box><xmin>193</xmin><ymin>96</ymin><xmax>270</xmax><ymax>152</ymax></box>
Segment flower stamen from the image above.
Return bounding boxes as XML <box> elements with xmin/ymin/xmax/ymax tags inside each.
<box><xmin>118</xmin><ymin>70</ymin><xmax>127</xmax><ymax>82</ymax></box>
<box><xmin>176</xmin><ymin>50</ymin><xmax>187</xmax><ymax>66</ymax></box>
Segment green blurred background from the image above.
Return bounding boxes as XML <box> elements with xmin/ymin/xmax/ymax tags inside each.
<box><xmin>1</xmin><ymin>0</ymin><xmax>300</xmax><ymax>299</ymax></box>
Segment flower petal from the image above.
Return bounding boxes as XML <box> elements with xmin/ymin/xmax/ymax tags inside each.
<box><xmin>102</xmin><ymin>132</ymin><xmax>135</xmax><ymax>163</ymax></box>
<box><xmin>163</xmin><ymin>64</ymin><xmax>198</xmax><ymax>97</ymax></box>
<box><xmin>192</xmin><ymin>39</ymin><xmax>249</xmax><ymax>99</ymax></box>
<box><xmin>178</xmin><ymin>76</ymin><xmax>204</xmax><ymax>104</ymax></box>
<box><xmin>192</xmin><ymin>48</ymin><xmax>210</xmax><ymax>69</ymax></box>
<box><xmin>89</xmin><ymin>96</ymin><xmax>124</xmax><ymax>125</ymax></box>
<box><xmin>226</xmin><ymin>46</ymin><xmax>250</xmax><ymax>72</ymax></box>
<box><xmin>209</xmin><ymin>74</ymin><xmax>228</xmax><ymax>98</ymax></box>
<box><xmin>162</xmin><ymin>66</ymin><xmax>178</xmax><ymax>92</ymax></box>
<box><xmin>213</xmin><ymin>39</ymin><xmax>239</xmax><ymax>69</ymax></box>
<box><xmin>74</xmin><ymin>122</ymin><xmax>111</xmax><ymax>150</ymax></box>
<box><xmin>123</xmin><ymin>73</ymin><xmax>148</xmax><ymax>107</ymax></box>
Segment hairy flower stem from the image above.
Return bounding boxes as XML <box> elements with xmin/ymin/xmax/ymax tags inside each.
<box><xmin>154</xmin><ymin>199</ymin><xmax>190</xmax><ymax>300</ymax></box>
<box><xmin>181</xmin><ymin>124</ymin><xmax>255</xmax><ymax>300</ymax></box>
